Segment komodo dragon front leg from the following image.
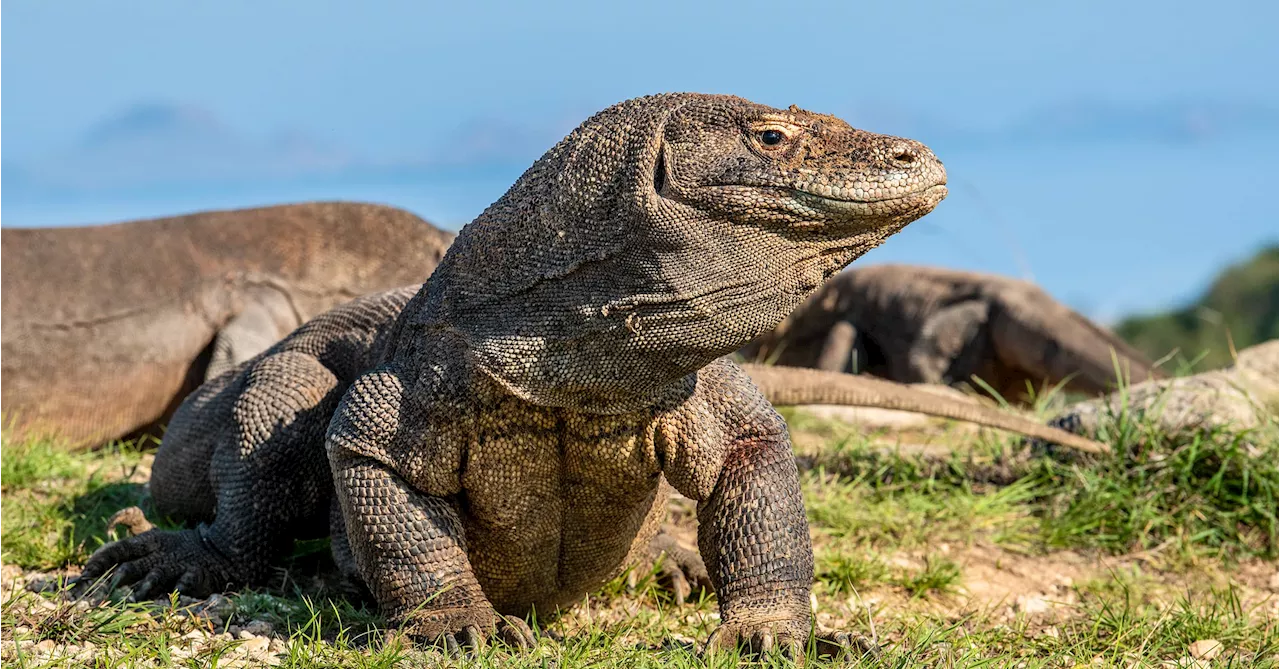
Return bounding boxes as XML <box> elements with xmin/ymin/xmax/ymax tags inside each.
<box><xmin>325</xmin><ymin>364</ymin><xmax>537</xmax><ymax>651</ymax></box>
<box><xmin>657</xmin><ymin>364</ymin><xmax>863</xmax><ymax>658</ymax></box>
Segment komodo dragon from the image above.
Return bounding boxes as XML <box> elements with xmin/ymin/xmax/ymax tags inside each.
<box><xmin>1</xmin><ymin>202</ymin><xmax>454</xmax><ymax>449</ymax></box>
<box><xmin>740</xmin><ymin>264</ymin><xmax>1164</xmax><ymax>402</ymax></box>
<box><xmin>76</xmin><ymin>92</ymin><xmax>1044</xmax><ymax>659</ymax></box>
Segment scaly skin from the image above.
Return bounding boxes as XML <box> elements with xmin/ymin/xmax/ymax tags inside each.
<box><xmin>1045</xmin><ymin>339</ymin><xmax>1278</xmax><ymax>450</ymax></box>
<box><xmin>741</xmin><ymin>264</ymin><xmax>1164</xmax><ymax>402</ymax></box>
<box><xmin>76</xmin><ymin>288</ymin><xmax>417</xmax><ymax>597</ymax></box>
<box><xmin>79</xmin><ymin>93</ymin><xmax>949</xmax><ymax>661</ymax></box>
<box><xmin>1</xmin><ymin>202</ymin><xmax>453</xmax><ymax>450</ymax></box>
<box><xmin>74</xmin><ymin>285</ymin><xmax>1105</xmax><ymax>603</ymax></box>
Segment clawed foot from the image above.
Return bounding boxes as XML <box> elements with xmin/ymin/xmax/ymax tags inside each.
<box><xmin>393</xmin><ymin>608</ymin><xmax>539</xmax><ymax>656</ymax></box>
<box><xmin>703</xmin><ymin>620</ymin><xmax>879</xmax><ymax>665</ymax></box>
<box><xmin>812</xmin><ymin>627</ymin><xmax>880</xmax><ymax>660</ymax></box>
<box><xmin>71</xmin><ymin>509</ymin><xmax>240</xmax><ymax>601</ymax></box>
<box><xmin>634</xmin><ymin>531</ymin><xmax>713</xmax><ymax>603</ymax></box>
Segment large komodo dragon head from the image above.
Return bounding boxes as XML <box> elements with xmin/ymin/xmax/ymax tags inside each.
<box><xmin>414</xmin><ymin>92</ymin><xmax>947</xmax><ymax>412</ymax></box>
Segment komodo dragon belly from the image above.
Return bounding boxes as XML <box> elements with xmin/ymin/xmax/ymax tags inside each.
<box><xmin>457</xmin><ymin>399</ymin><xmax>666</xmax><ymax>615</ymax></box>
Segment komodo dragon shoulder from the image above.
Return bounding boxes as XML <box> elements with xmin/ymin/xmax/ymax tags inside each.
<box><xmin>741</xmin><ymin>263</ymin><xmax>1164</xmax><ymax>403</ymax></box>
<box><xmin>78</xmin><ymin>91</ymin><xmax>1036</xmax><ymax>661</ymax></box>
<box><xmin>1</xmin><ymin>201</ymin><xmax>453</xmax><ymax>449</ymax></box>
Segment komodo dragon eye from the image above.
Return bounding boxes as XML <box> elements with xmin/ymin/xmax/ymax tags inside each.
<box><xmin>760</xmin><ymin>129</ymin><xmax>785</xmax><ymax>146</ymax></box>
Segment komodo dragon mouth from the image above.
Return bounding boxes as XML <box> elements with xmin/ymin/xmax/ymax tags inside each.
<box><xmin>791</xmin><ymin>182</ymin><xmax>949</xmax><ymax>211</ymax></box>
<box><xmin>709</xmin><ymin>178</ymin><xmax>948</xmax><ymax>221</ymax></box>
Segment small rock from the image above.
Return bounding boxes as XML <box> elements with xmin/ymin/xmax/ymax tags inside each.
<box><xmin>1013</xmin><ymin>594</ymin><xmax>1051</xmax><ymax>615</ymax></box>
<box><xmin>240</xmin><ymin>636</ymin><xmax>270</xmax><ymax>654</ymax></box>
<box><xmin>25</xmin><ymin>575</ymin><xmax>65</xmax><ymax>594</ymax></box>
<box><xmin>236</xmin><ymin>629</ymin><xmax>256</xmax><ymax>641</ymax></box>
<box><xmin>196</xmin><ymin>593</ymin><xmax>236</xmax><ymax>619</ymax></box>
<box><xmin>1188</xmin><ymin>639</ymin><xmax>1223</xmax><ymax>660</ymax></box>
<box><xmin>243</xmin><ymin>620</ymin><xmax>274</xmax><ymax>636</ymax></box>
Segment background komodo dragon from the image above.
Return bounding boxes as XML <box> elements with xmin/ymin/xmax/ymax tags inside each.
<box><xmin>740</xmin><ymin>264</ymin><xmax>1165</xmax><ymax>402</ymax></box>
<box><xmin>1</xmin><ymin>202</ymin><xmax>454</xmax><ymax>449</ymax></box>
<box><xmin>76</xmin><ymin>91</ymin><xmax>1032</xmax><ymax>659</ymax></box>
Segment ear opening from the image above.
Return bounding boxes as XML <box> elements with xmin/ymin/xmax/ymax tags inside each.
<box><xmin>651</xmin><ymin>146</ymin><xmax>667</xmax><ymax>195</ymax></box>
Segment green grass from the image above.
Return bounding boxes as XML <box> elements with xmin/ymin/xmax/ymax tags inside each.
<box><xmin>1</xmin><ymin>436</ymin><xmax>155</xmax><ymax>571</ymax></box>
<box><xmin>1</xmin><ymin>393</ymin><xmax>1276</xmax><ymax>667</ymax></box>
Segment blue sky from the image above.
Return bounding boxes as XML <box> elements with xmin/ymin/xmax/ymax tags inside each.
<box><xmin>3</xmin><ymin>0</ymin><xmax>1277</xmax><ymax>320</ymax></box>
<box><xmin>5</xmin><ymin>0</ymin><xmax>1275</xmax><ymax>156</ymax></box>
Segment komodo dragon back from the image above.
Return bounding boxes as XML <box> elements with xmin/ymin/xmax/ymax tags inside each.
<box><xmin>1</xmin><ymin>201</ymin><xmax>454</xmax><ymax>449</ymax></box>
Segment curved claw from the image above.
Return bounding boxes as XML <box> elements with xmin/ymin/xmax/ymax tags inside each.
<box><xmin>106</xmin><ymin>506</ymin><xmax>155</xmax><ymax>537</ymax></box>
<box><xmin>497</xmin><ymin>614</ymin><xmax>537</xmax><ymax>648</ymax></box>
<box><xmin>813</xmin><ymin>627</ymin><xmax>879</xmax><ymax>660</ymax></box>
<box><xmin>397</xmin><ymin>610</ymin><xmax>541</xmax><ymax>656</ymax></box>
<box><xmin>703</xmin><ymin>620</ymin><xmax>808</xmax><ymax>664</ymax></box>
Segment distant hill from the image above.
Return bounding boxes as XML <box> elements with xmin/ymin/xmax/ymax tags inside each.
<box><xmin>1116</xmin><ymin>243</ymin><xmax>1279</xmax><ymax>372</ymax></box>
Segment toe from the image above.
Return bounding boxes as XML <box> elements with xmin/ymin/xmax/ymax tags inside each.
<box><xmin>752</xmin><ymin>629</ymin><xmax>775</xmax><ymax>654</ymax></box>
<box><xmin>106</xmin><ymin>507</ymin><xmax>155</xmax><ymax>537</ymax></box>
<box><xmin>661</xmin><ymin>563</ymin><xmax>691</xmax><ymax>602</ymax></box>
<box><xmin>702</xmin><ymin>625</ymin><xmax>740</xmax><ymax>656</ymax></box>
<box><xmin>458</xmin><ymin>624</ymin><xmax>485</xmax><ymax>653</ymax></box>
<box><xmin>108</xmin><ymin>560</ymin><xmax>152</xmax><ymax>591</ymax></box>
<box><xmin>128</xmin><ymin>568</ymin><xmax>170</xmax><ymax>602</ymax></box>
<box><xmin>499</xmin><ymin>615</ymin><xmax>536</xmax><ymax>649</ymax></box>
<box><xmin>441</xmin><ymin>633</ymin><xmax>461</xmax><ymax>657</ymax></box>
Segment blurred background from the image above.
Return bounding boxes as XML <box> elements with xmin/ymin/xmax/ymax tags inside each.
<box><xmin>3</xmin><ymin>0</ymin><xmax>1276</xmax><ymax>364</ymax></box>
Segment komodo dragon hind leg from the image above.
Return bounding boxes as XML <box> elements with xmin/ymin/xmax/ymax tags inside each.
<box><xmin>629</xmin><ymin>530</ymin><xmax>713</xmax><ymax>603</ymax></box>
<box><xmin>205</xmin><ymin>293</ymin><xmax>300</xmax><ymax>381</ymax></box>
<box><xmin>74</xmin><ymin>350</ymin><xmax>344</xmax><ymax>602</ymax></box>
<box><xmin>814</xmin><ymin>320</ymin><xmax>858</xmax><ymax>373</ymax></box>
<box><xmin>905</xmin><ymin>300</ymin><xmax>991</xmax><ymax>387</ymax></box>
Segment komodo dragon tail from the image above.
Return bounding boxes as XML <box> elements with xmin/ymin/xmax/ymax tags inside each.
<box><xmin>740</xmin><ymin>362</ymin><xmax>1110</xmax><ymax>455</ymax></box>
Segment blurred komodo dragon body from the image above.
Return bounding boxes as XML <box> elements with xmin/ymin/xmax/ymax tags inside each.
<box><xmin>1</xmin><ymin>202</ymin><xmax>454</xmax><ymax>449</ymax></box>
<box><xmin>741</xmin><ymin>264</ymin><xmax>1165</xmax><ymax>402</ymax></box>
<box><xmin>74</xmin><ymin>92</ymin><xmax>1103</xmax><ymax>662</ymax></box>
